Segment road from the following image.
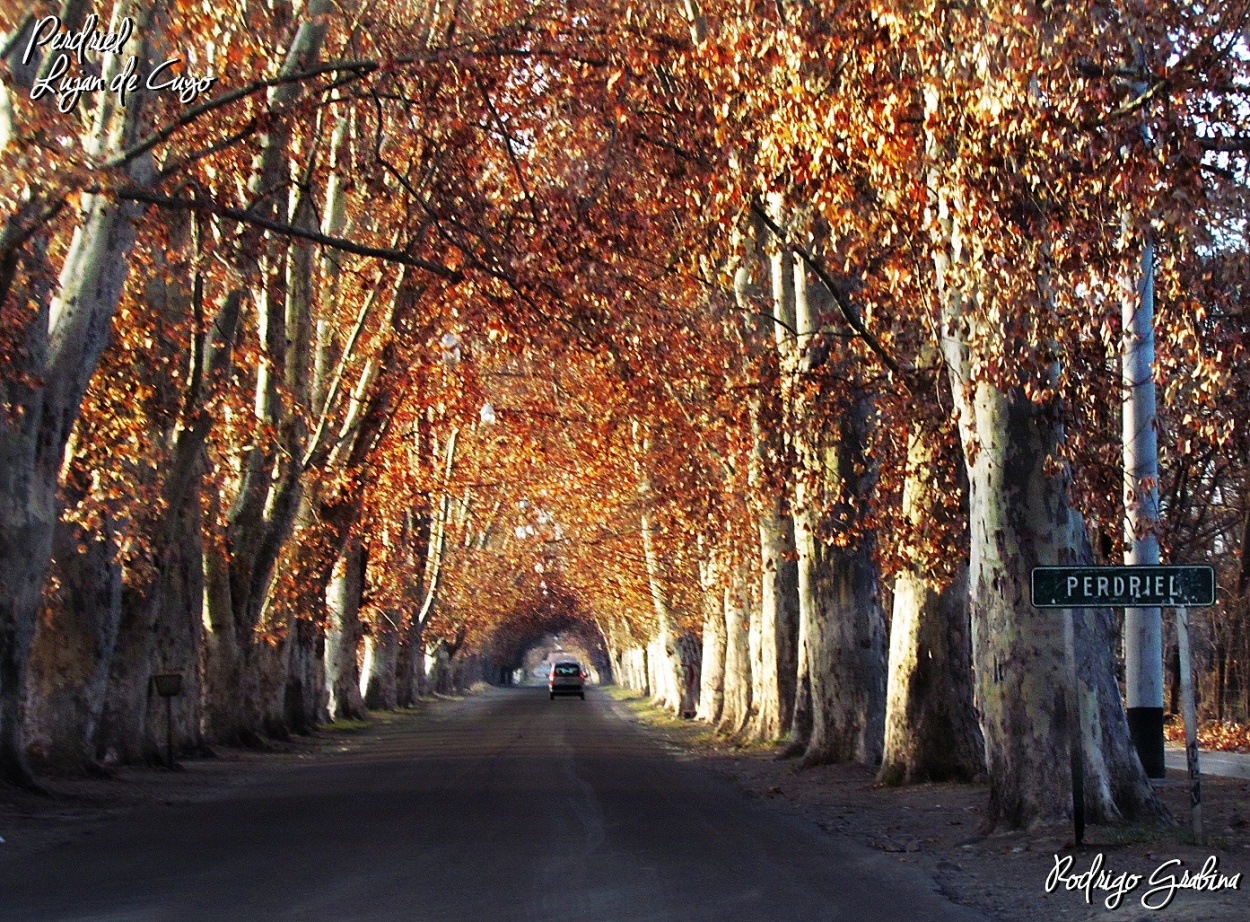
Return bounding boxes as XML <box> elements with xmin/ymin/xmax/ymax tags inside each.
<box><xmin>1166</xmin><ymin>744</ymin><xmax>1250</xmax><ymax>780</ymax></box>
<box><xmin>0</xmin><ymin>687</ymin><xmax>987</xmax><ymax>921</ymax></box>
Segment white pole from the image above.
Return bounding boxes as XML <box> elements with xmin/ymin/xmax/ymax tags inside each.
<box><xmin>1175</xmin><ymin>606</ymin><xmax>1203</xmax><ymax>843</ymax></box>
<box><xmin>1123</xmin><ymin>240</ymin><xmax>1165</xmax><ymax>777</ymax></box>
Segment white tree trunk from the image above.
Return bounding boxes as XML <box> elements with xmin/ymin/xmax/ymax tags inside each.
<box><xmin>325</xmin><ymin>536</ymin><xmax>367</xmax><ymax>720</ymax></box>
<box><xmin>718</xmin><ymin>562</ymin><xmax>753</xmax><ymax>736</ymax></box>
<box><xmin>363</xmin><ymin>610</ymin><xmax>400</xmax><ymax>710</ymax></box>
<box><xmin>0</xmin><ymin>0</ymin><xmax>160</xmax><ymax>785</ymax></box>
<box><xmin>695</xmin><ymin>570</ymin><xmax>727</xmax><ymax>724</ymax></box>
<box><xmin>879</xmin><ymin>424</ymin><xmax>983</xmax><ymax>784</ymax></box>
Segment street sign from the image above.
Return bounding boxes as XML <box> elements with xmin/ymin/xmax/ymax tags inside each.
<box><xmin>1031</xmin><ymin>565</ymin><xmax>1215</xmax><ymax>608</ymax></box>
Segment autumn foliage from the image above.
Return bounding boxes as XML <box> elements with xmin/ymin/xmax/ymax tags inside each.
<box><xmin>3</xmin><ymin>2</ymin><xmax>1250</xmax><ymax>821</ymax></box>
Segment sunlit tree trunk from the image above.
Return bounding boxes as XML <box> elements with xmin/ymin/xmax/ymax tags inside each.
<box><xmin>945</xmin><ymin>362</ymin><xmax>1085</xmax><ymax>825</ymax></box>
<box><xmin>798</xmin><ymin>391</ymin><xmax>887</xmax><ymax>767</ymax></box>
<box><xmin>879</xmin><ymin>423</ymin><xmax>983</xmax><ymax>784</ymax></box>
<box><xmin>0</xmin><ymin>1</ymin><xmax>160</xmax><ymax>785</ymax></box>
<box><xmin>747</xmin><ymin>232</ymin><xmax>800</xmax><ymax>741</ymax></box>
<box><xmin>772</xmin><ymin>215</ymin><xmax>886</xmax><ymax>766</ymax></box>
<box><xmin>725</xmin><ymin>209</ymin><xmax>800</xmax><ymax>742</ymax></box>
<box><xmin>695</xmin><ymin>554</ymin><xmax>726</xmax><ymax>724</ymax></box>
<box><xmin>938</xmin><ymin>296</ymin><xmax>1165</xmax><ymax>824</ymax></box>
<box><xmin>926</xmin><ymin>65</ymin><xmax>1164</xmax><ymax>826</ymax></box>
<box><xmin>363</xmin><ymin>618</ymin><xmax>400</xmax><ymax>710</ymax></box>
<box><xmin>201</xmin><ymin>3</ymin><xmax>333</xmax><ymax>744</ymax></box>
<box><xmin>635</xmin><ymin>454</ymin><xmax>686</xmax><ymax>714</ymax></box>
<box><xmin>718</xmin><ymin>560</ymin><xmax>753</xmax><ymax>735</ymax></box>
<box><xmin>326</xmin><ymin>535</ymin><xmax>367</xmax><ymax>720</ymax></box>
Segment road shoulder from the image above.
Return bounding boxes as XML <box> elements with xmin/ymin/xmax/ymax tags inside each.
<box><xmin>606</xmin><ymin>687</ymin><xmax>1250</xmax><ymax>922</ymax></box>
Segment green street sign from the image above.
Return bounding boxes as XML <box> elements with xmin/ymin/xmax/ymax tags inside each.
<box><xmin>1031</xmin><ymin>565</ymin><xmax>1215</xmax><ymax>608</ymax></box>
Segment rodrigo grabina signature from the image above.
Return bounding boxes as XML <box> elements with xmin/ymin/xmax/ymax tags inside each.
<box><xmin>1046</xmin><ymin>852</ymin><xmax>1242</xmax><ymax>910</ymax></box>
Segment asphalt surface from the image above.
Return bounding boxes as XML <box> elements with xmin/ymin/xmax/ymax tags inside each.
<box><xmin>0</xmin><ymin>687</ymin><xmax>988</xmax><ymax>921</ymax></box>
<box><xmin>1165</xmin><ymin>744</ymin><xmax>1250</xmax><ymax>780</ymax></box>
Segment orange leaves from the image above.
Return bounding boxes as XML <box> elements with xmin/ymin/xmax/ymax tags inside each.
<box><xmin>1165</xmin><ymin>720</ymin><xmax>1250</xmax><ymax>753</ymax></box>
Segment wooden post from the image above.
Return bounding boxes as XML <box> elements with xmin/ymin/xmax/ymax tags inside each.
<box><xmin>1175</xmin><ymin>607</ymin><xmax>1203</xmax><ymax>843</ymax></box>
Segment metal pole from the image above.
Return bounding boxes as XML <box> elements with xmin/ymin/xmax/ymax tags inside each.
<box><xmin>1123</xmin><ymin>241</ymin><xmax>1165</xmax><ymax>777</ymax></box>
<box><xmin>166</xmin><ymin>695</ymin><xmax>174</xmax><ymax>770</ymax></box>
<box><xmin>1175</xmin><ymin>607</ymin><xmax>1203</xmax><ymax>843</ymax></box>
<box><xmin>1063</xmin><ymin>607</ymin><xmax>1085</xmax><ymax>846</ymax></box>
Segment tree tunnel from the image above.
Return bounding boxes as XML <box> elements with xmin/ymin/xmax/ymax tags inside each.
<box><xmin>477</xmin><ymin>586</ymin><xmax>612</xmax><ymax>687</ymax></box>
<box><xmin>7</xmin><ymin>0</ymin><xmax>1243</xmax><ymax>839</ymax></box>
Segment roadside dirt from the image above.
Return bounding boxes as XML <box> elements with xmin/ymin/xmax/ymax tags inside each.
<box><xmin>614</xmin><ymin>692</ymin><xmax>1250</xmax><ymax>922</ymax></box>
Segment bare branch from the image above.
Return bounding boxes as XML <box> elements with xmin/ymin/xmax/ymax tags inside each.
<box><xmin>110</xmin><ymin>186</ymin><xmax>463</xmax><ymax>279</ymax></box>
<box><xmin>749</xmin><ymin>198</ymin><xmax>906</xmax><ymax>382</ymax></box>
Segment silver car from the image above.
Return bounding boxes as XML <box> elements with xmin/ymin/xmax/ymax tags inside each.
<box><xmin>548</xmin><ymin>661</ymin><xmax>585</xmax><ymax>700</ymax></box>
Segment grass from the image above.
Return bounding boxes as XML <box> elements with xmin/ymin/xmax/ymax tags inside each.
<box><xmin>600</xmin><ymin>684</ymin><xmax>783</xmax><ymax>752</ymax></box>
<box><xmin>321</xmin><ymin>717</ymin><xmax>370</xmax><ymax>733</ymax></box>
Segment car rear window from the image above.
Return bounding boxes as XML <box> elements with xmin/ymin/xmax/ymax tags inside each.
<box><xmin>554</xmin><ymin>663</ymin><xmax>581</xmax><ymax>676</ymax></box>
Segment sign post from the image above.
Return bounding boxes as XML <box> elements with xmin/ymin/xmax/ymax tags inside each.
<box><xmin>1031</xmin><ymin>565</ymin><xmax>1215</xmax><ymax>846</ymax></box>
<box><xmin>1174</xmin><ymin>607</ymin><xmax>1203</xmax><ymax>843</ymax></box>
<box><xmin>1061</xmin><ymin>605</ymin><xmax>1085</xmax><ymax>847</ymax></box>
<box><xmin>152</xmin><ymin>673</ymin><xmax>183</xmax><ymax>771</ymax></box>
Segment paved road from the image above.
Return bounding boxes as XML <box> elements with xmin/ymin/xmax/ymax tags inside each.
<box><xmin>0</xmin><ymin>687</ymin><xmax>986</xmax><ymax>921</ymax></box>
<box><xmin>1165</xmin><ymin>744</ymin><xmax>1250</xmax><ymax>780</ymax></box>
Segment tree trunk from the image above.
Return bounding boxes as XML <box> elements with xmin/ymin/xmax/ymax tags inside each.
<box><xmin>747</xmin><ymin>497</ymin><xmax>799</xmax><ymax>741</ymax></box>
<box><xmin>325</xmin><ymin>535</ymin><xmax>367</xmax><ymax>720</ymax></box>
<box><xmin>637</xmin><ymin>497</ymin><xmax>686</xmax><ymax>714</ymax></box>
<box><xmin>880</xmin><ymin>562</ymin><xmax>984</xmax><ymax>784</ymax></box>
<box><xmin>879</xmin><ymin>423</ymin><xmax>983</xmax><ymax>785</ymax></box>
<box><xmin>0</xmin><ymin>0</ymin><xmax>159</xmax><ymax>786</ymax></box>
<box><xmin>146</xmin><ymin>470</ymin><xmax>206</xmax><ymax>760</ymax></box>
<box><xmin>695</xmin><ymin>556</ymin><xmax>727</xmax><ymax>723</ymax></box>
<box><xmin>285</xmin><ymin>617</ymin><xmax>328</xmax><ymax>732</ymax></box>
<box><xmin>959</xmin><ymin>381</ymin><xmax>1072</xmax><ymax>826</ymax></box>
<box><xmin>945</xmin><ymin>369</ymin><xmax>1167</xmax><ymax>827</ymax></box>
<box><xmin>199</xmin><ymin>0</ymin><xmax>334</xmax><ymax>746</ymax></box>
<box><xmin>363</xmin><ymin>609</ymin><xmax>400</xmax><ymax>710</ymax></box>
<box><xmin>796</xmin><ymin>392</ymin><xmax>888</xmax><ymax>767</ymax></box>
<box><xmin>780</xmin><ymin>559</ymin><xmax>814</xmax><ymax>758</ymax></box>
<box><xmin>24</xmin><ymin>504</ymin><xmax>123</xmax><ymax>774</ymax></box>
<box><xmin>1075</xmin><ymin>575</ymin><xmax>1174</xmax><ymax>824</ymax></box>
<box><xmin>718</xmin><ymin>562</ymin><xmax>753</xmax><ymax>736</ymax></box>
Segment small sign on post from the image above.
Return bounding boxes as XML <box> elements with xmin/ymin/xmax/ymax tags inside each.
<box><xmin>1030</xmin><ymin>564</ymin><xmax>1215</xmax><ymax>846</ymax></box>
<box><xmin>1031</xmin><ymin>565</ymin><xmax>1214</xmax><ymax>609</ymax></box>
<box><xmin>152</xmin><ymin>673</ymin><xmax>183</xmax><ymax>771</ymax></box>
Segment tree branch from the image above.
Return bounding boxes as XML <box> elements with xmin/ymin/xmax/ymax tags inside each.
<box><xmin>102</xmin><ymin>59</ymin><xmax>378</xmax><ymax>170</ymax></box>
<box><xmin>110</xmin><ymin>186</ymin><xmax>463</xmax><ymax>279</ymax></box>
<box><xmin>749</xmin><ymin>198</ymin><xmax>905</xmax><ymax>382</ymax></box>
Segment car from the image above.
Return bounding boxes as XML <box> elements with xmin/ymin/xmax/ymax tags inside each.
<box><xmin>548</xmin><ymin>661</ymin><xmax>586</xmax><ymax>700</ymax></box>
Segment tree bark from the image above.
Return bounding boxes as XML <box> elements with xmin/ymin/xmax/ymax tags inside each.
<box><xmin>748</xmin><ymin>491</ymin><xmax>799</xmax><ymax>741</ymax></box>
<box><xmin>636</xmin><ymin>485</ymin><xmax>686</xmax><ymax>714</ymax></box>
<box><xmin>694</xmin><ymin>554</ymin><xmax>727</xmax><ymax>723</ymax></box>
<box><xmin>793</xmin><ymin>389</ymin><xmax>888</xmax><ymax>767</ymax></box>
<box><xmin>879</xmin><ymin>423</ymin><xmax>984</xmax><ymax>785</ymax></box>
<box><xmin>325</xmin><ymin>535</ymin><xmax>367</xmax><ymax>720</ymax></box>
<box><xmin>0</xmin><ymin>0</ymin><xmax>160</xmax><ymax>786</ymax></box>
<box><xmin>24</xmin><ymin>500</ymin><xmax>123</xmax><ymax>774</ymax></box>
<box><xmin>718</xmin><ymin>561</ymin><xmax>753</xmax><ymax>736</ymax></box>
<box><xmin>363</xmin><ymin>606</ymin><xmax>401</xmax><ymax>710</ymax></box>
